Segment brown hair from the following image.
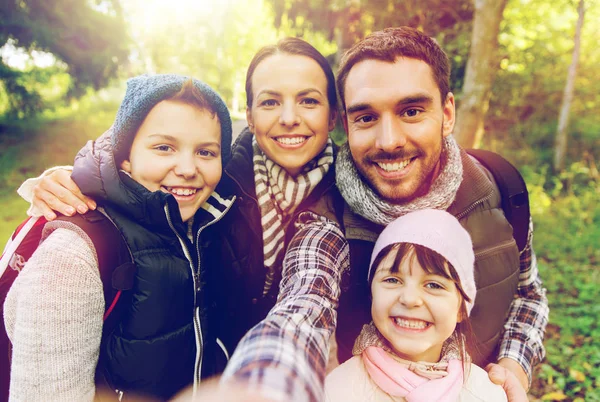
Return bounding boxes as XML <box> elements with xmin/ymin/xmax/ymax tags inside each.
<box><xmin>336</xmin><ymin>27</ymin><xmax>451</xmax><ymax>111</ymax></box>
<box><xmin>369</xmin><ymin>243</ymin><xmax>476</xmax><ymax>369</ymax></box>
<box><xmin>167</xmin><ymin>78</ymin><xmax>217</xmax><ymax>117</ymax></box>
<box><xmin>245</xmin><ymin>37</ymin><xmax>337</xmax><ymax>110</ymax></box>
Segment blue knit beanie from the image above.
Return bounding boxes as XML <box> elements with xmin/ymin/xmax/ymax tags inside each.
<box><xmin>112</xmin><ymin>74</ymin><xmax>232</xmax><ymax>167</ymax></box>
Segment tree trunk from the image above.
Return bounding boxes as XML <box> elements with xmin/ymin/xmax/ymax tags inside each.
<box><xmin>454</xmin><ymin>0</ymin><xmax>508</xmax><ymax>148</ymax></box>
<box><xmin>554</xmin><ymin>0</ymin><xmax>585</xmax><ymax>172</ymax></box>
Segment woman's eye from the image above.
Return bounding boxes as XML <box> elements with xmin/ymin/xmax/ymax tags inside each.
<box><xmin>425</xmin><ymin>282</ymin><xmax>444</xmax><ymax>290</ymax></box>
<box><xmin>260</xmin><ymin>99</ymin><xmax>278</xmax><ymax>107</ymax></box>
<box><xmin>383</xmin><ymin>277</ymin><xmax>400</xmax><ymax>284</ymax></box>
<box><xmin>301</xmin><ymin>98</ymin><xmax>319</xmax><ymax>106</ymax></box>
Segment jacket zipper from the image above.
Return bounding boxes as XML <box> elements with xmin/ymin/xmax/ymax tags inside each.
<box><xmin>193</xmin><ymin>196</ymin><xmax>236</xmax><ymax>387</ymax></box>
<box><xmin>456</xmin><ymin>193</ymin><xmax>493</xmax><ymax>220</ymax></box>
<box><xmin>474</xmin><ymin>238</ymin><xmax>517</xmax><ymax>260</ymax></box>
<box><xmin>225</xmin><ymin>170</ymin><xmax>257</xmax><ymax>202</ymax></box>
<box><xmin>164</xmin><ymin>204</ymin><xmax>204</xmax><ymax>398</ymax></box>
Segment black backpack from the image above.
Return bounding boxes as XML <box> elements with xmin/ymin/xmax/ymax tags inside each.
<box><xmin>0</xmin><ymin>210</ymin><xmax>136</xmax><ymax>402</ymax></box>
<box><xmin>466</xmin><ymin>149</ymin><xmax>531</xmax><ymax>252</ymax></box>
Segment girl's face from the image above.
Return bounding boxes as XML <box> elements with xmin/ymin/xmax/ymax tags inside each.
<box><xmin>370</xmin><ymin>247</ymin><xmax>463</xmax><ymax>363</ymax></box>
<box><xmin>247</xmin><ymin>53</ymin><xmax>336</xmax><ymax>176</ymax></box>
<box><xmin>121</xmin><ymin>100</ymin><xmax>222</xmax><ymax>222</ymax></box>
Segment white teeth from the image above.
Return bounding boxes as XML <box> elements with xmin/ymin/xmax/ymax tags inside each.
<box><xmin>168</xmin><ymin>187</ymin><xmax>197</xmax><ymax>196</ymax></box>
<box><xmin>275</xmin><ymin>137</ymin><xmax>306</xmax><ymax>145</ymax></box>
<box><xmin>394</xmin><ymin>317</ymin><xmax>428</xmax><ymax>329</ymax></box>
<box><xmin>377</xmin><ymin>159</ymin><xmax>412</xmax><ymax>172</ymax></box>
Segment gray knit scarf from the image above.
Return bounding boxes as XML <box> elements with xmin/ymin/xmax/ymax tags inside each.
<box><xmin>335</xmin><ymin>136</ymin><xmax>463</xmax><ymax>226</ymax></box>
<box><xmin>253</xmin><ymin>137</ymin><xmax>334</xmax><ymax>294</ymax></box>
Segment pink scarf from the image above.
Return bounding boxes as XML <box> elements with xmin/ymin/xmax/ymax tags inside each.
<box><xmin>362</xmin><ymin>346</ymin><xmax>464</xmax><ymax>402</ymax></box>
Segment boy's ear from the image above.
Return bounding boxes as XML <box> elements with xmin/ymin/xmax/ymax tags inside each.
<box><xmin>246</xmin><ymin>108</ymin><xmax>254</xmax><ymax>134</ymax></box>
<box><xmin>121</xmin><ymin>159</ymin><xmax>132</xmax><ymax>173</ymax></box>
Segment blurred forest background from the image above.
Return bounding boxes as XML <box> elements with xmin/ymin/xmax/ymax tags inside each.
<box><xmin>0</xmin><ymin>0</ymin><xmax>598</xmax><ymax>400</ymax></box>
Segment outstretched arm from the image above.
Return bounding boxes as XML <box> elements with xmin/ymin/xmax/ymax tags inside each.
<box><xmin>221</xmin><ymin>213</ymin><xmax>349</xmax><ymax>402</ymax></box>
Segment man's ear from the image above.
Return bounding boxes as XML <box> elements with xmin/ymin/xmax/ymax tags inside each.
<box><xmin>246</xmin><ymin>108</ymin><xmax>254</xmax><ymax>134</ymax></box>
<box><xmin>442</xmin><ymin>92</ymin><xmax>456</xmax><ymax>138</ymax></box>
<box><xmin>121</xmin><ymin>159</ymin><xmax>132</xmax><ymax>173</ymax></box>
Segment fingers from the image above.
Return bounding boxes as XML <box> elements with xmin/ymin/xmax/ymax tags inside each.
<box><xmin>52</xmin><ymin>169</ymin><xmax>97</xmax><ymax>211</ymax></box>
<box><xmin>486</xmin><ymin>363</ymin><xmax>506</xmax><ymax>385</ymax></box>
<box><xmin>486</xmin><ymin>363</ymin><xmax>529</xmax><ymax>402</ymax></box>
<box><xmin>32</xmin><ymin>170</ymin><xmax>96</xmax><ymax>220</ymax></box>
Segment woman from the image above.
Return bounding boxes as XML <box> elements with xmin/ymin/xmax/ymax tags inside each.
<box><xmin>15</xmin><ymin>38</ymin><xmax>346</xmax><ymax>401</ymax></box>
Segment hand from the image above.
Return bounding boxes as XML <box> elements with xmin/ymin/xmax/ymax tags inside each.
<box><xmin>171</xmin><ymin>377</ymin><xmax>276</xmax><ymax>402</ymax></box>
<box><xmin>486</xmin><ymin>359</ymin><xmax>529</xmax><ymax>402</ymax></box>
<box><xmin>32</xmin><ymin>169</ymin><xmax>96</xmax><ymax>221</ymax></box>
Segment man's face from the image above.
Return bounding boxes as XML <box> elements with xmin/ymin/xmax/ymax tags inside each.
<box><xmin>343</xmin><ymin>58</ymin><xmax>455</xmax><ymax>204</ymax></box>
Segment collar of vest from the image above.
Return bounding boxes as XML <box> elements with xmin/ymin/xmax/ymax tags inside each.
<box><xmin>223</xmin><ymin>128</ymin><xmax>255</xmax><ymax>199</ymax></box>
<box><xmin>342</xmin><ymin>147</ymin><xmax>494</xmax><ymax>243</ymax></box>
<box><xmin>72</xmin><ymin>132</ymin><xmax>236</xmax><ymax>236</ymax></box>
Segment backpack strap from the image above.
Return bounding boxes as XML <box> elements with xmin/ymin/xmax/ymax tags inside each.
<box><xmin>56</xmin><ymin>211</ymin><xmax>135</xmax><ymax>325</ymax></box>
<box><xmin>466</xmin><ymin>149</ymin><xmax>530</xmax><ymax>252</ymax></box>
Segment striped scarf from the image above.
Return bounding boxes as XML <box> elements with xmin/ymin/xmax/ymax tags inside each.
<box><xmin>252</xmin><ymin>137</ymin><xmax>334</xmax><ymax>295</ymax></box>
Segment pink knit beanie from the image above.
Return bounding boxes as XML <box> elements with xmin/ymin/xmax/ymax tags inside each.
<box><xmin>368</xmin><ymin>209</ymin><xmax>477</xmax><ymax>314</ymax></box>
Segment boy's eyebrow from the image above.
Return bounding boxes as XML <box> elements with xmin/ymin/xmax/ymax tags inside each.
<box><xmin>146</xmin><ymin>134</ymin><xmax>221</xmax><ymax>148</ymax></box>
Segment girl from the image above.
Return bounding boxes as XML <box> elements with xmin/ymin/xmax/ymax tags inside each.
<box><xmin>324</xmin><ymin>209</ymin><xmax>507</xmax><ymax>402</ymax></box>
<box><xmin>4</xmin><ymin>74</ymin><xmax>235</xmax><ymax>401</ymax></box>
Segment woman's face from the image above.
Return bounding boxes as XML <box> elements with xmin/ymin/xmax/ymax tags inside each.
<box><xmin>247</xmin><ymin>53</ymin><xmax>336</xmax><ymax>176</ymax></box>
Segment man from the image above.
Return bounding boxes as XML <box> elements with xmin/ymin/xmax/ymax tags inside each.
<box><xmin>224</xmin><ymin>27</ymin><xmax>547</xmax><ymax>402</ymax></box>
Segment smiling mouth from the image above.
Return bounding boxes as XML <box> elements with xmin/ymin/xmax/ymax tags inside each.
<box><xmin>273</xmin><ymin>136</ymin><xmax>308</xmax><ymax>146</ymax></box>
<box><xmin>392</xmin><ymin>317</ymin><xmax>431</xmax><ymax>330</ymax></box>
<box><xmin>376</xmin><ymin>157</ymin><xmax>415</xmax><ymax>172</ymax></box>
<box><xmin>162</xmin><ymin>186</ymin><xmax>199</xmax><ymax>197</ymax></box>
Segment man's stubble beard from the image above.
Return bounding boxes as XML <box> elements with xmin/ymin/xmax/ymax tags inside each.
<box><xmin>353</xmin><ymin>126</ymin><xmax>445</xmax><ymax>205</ymax></box>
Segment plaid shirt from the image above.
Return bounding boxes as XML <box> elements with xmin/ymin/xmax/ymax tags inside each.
<box><xmin>222</xmin><ymin>213</ymin><xmax>348</xmax><ymax>402</ymax></box>
<box><xmin>498</xmin><ymin>217</ymin><xmax>549</xmax><ymax>385</ymax></box>
<box><xmin>222</xmin><ymin>215</ymin><xmax>548</xmax><ymax>401</ymax></box>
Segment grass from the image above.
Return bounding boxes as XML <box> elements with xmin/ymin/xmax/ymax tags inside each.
<box><xmin>0</xmin><ymin>107</ymin><xmax>598</xmax><ymax>400</ymax></box>
<box><xmin>0</xmin><ymin>103</ymin><xmax>118</xmax><ymax>243</ymax></box>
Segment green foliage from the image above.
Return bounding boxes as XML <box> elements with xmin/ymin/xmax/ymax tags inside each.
<box><xmin>0</xmin><ymin>0</ymin><xmax>130</xmax><ymax>118</ymax></box>
<box><xmin>124</xmin><ymin>0</ymin><xmax>278</xmax><ymax>113</ymax></box>
<box><xmin>0</xmin><ymin>91</ymin><xmax>120</xmax><ymax>242</ymax></box>
<box><xmin>485</xmin><ymin>0</ymin><xmax>600</xmax><ymax>168</ymax></box>
<box><xmin>523</xmin><ymin>161</ymin><xmax>600</xmax><ymax>401</ymax></box>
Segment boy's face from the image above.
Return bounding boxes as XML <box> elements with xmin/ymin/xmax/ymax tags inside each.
<box><xmin>121</xmin><ymin>100</ymin><xmax>222</xmax><ymax>222</ymax></box>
